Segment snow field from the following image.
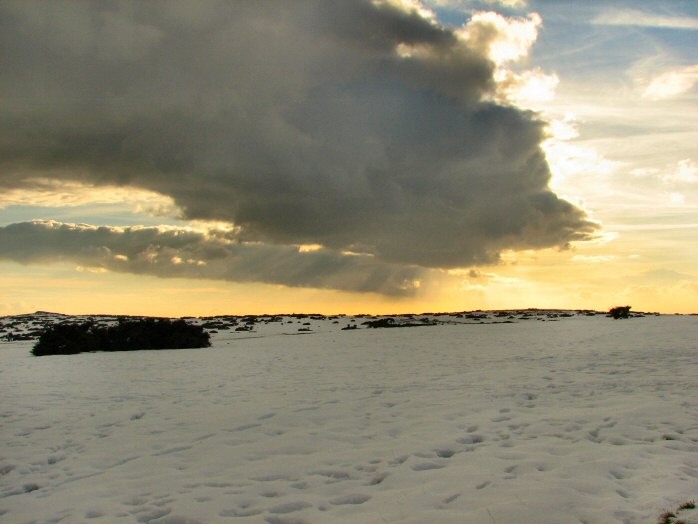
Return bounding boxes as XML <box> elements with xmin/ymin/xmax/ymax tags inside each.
<box><xmin>0</xmin><ymin>314</ymin><xmax>697</xmax><ymax>523</ymax></box>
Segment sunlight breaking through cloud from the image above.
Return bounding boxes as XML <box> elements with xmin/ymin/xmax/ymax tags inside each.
<box><xmin>0</xmin><ymin>220</ymin><xmax>424</xmax><ymax>296</ymax></box>
<box><xmin>0</xmin><ymin>178</ymin><xmax>178</xmax><ymax>216</ymax></box>
<box><xmin>0</xmin><ymin>1</ymin><xmax>596</xmax><ymax>294</ymax></box>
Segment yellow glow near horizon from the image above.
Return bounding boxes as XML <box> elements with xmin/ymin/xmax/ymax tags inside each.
<box><xmin>1</xmin><ymin>252</ymin><xmax>696</xmax><ymax>317</ymax></box>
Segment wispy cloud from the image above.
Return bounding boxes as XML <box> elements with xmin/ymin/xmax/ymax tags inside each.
<box><xmin>594</xmin><ymin>8</ymin><xmax>698</xmax><ymax>30</ymax></box>
<box><xmin>428</xmin><ymin>0</ymin><xmax>527</xmax><ymax>10</ymax></box>
<box><xmin>487</xmin><ymin>0</ymin><xmax>526</xmax><ymax>8</ymax></box>
<box><xmin>643</xmin><ymin>65</ymin><xmax>698</xmax><ymax>100</ymax></box>
<box><xmin>664</xmin><ymin>159</ymin><xmax>698</xmax><ymax>185</ymax></box>
<box><xmin>631</xmin><ymin>159</ymin><xmax>698</xmax><ymax>187</ymax></box>
<box><xmin>571</xmin><ymin>254</ymin><xmax>617</xmax><ymax>264</ymax></box>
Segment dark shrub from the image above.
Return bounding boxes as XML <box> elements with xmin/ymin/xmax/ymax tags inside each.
<box><xmin>32</xmin><ymin>323</ymin><xmax>98</xmax><ymax>355</ymax></box>
<box><xmin>32</xmin><ymin>319</ymin><xmax>210</xmax><ymax>356</ymax></box>
<box><xmin>364</xmin><ymin>318</ymin><xmax>397</xmax><ymax>328</ymax></box>
<box><xmin>363</xmin><ymin>317</ymin><xmax>434</xmax><ymax>328</ymax></box>
<box><xmin>609</xmin><ymin>306</ymin><xmax>631</xmax><ymax>319</ymax></box>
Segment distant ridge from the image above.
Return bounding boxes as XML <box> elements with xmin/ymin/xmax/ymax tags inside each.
<box><xmin>0</xmin><ymin>308</ymin><xmax>671</xmax><ymax>344</ymax></box>
<box><xmin>0</xmin><ymin>308</ymin><xmax>671</xmax><ymax>321</ymax></box>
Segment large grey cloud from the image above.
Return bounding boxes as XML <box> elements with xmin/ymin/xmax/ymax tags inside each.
<box><xmin>0</xmin><ymin>220</ymin><xmax>421</xmax><ymax>296</ymax></box>
<box><xmin>0</xmin><ymin>1</ymin><xmax>596</xmax><ymax>284</ymax></box>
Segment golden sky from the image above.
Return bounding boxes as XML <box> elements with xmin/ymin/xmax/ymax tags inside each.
<box><xmin>1</xmin><ymin>0</ymin><xmax>696</xmax><ymax>315</ymax></box>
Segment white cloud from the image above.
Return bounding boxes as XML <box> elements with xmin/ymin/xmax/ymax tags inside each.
<box><xmin>485</xmin><ymin>0</ymin><xmax>527</xmax><ymax>7</ymax></box>
<box><xmin>632</xmin><ymin>159</ymin><xmax>698</xmax><ymax>186</ymax></box>
<box><xmin>459</xmin><ymin>11</ymin><xmax>556</xmax><ymax>111</ymax></box>
<box><xmin>460</xmin><ymin>11</ymin><xmax>541</xmax><ymax>65</ymax></box>
<box><xmin>663</xmin><ymin>159</ymin><xmax>698</xmax><ymax>185</ymax></box>
<box><xmin>543</xmin><ymin>118</ymin><xmax>624</xmax><ymax>189</ymax></box>
<box><xmin>669</xmin><ymin>192</ymin><xmax>686</xmax><ymax>205</ymax></box>
<box><xmin>594</xmin><ymin>9</ymin><xmax>698</xmax><ymax>30</ymax></box>
<box><xmin>75</xmin><ymin>265</ymin><xmax>108</xmax><ymax>274</ymax></box>
<box><xmin>298</xmin><ymin>244</ymin><xmax>324</xmax><ymax>253</ymax></box>
<box><xmin>429</xmin><ymin>0</ymin><xmax>527</xmax><ymax>9</ymax></box>
<box><xmin>545</xmin><ymin>116</ymin><xmax>579</xmax><ymax>141</ymax></box>
<box><xmin>571</xmin><ymin>255</ymin><xmax>617</xmax><ymax>264</ymax></box>
<box><xmin>643</xmin><ymin>65</ymin><xmax>698</xmax><ymax>100</ymax></box>
<box><xmin>496</xmin><ymin>68</ymin><xmax>559</xmax><ymax>109</ymax></box>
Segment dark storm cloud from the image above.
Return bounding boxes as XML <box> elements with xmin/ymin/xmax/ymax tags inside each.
<box><xmin>0</xmin><ymin>221</ymin><xmax>421</xmax><ymax>295</ymax></box>
<box><xmin>0</xmin><ymin>1</ymin><xmax>596</xmax><ymax>283</ymax></box>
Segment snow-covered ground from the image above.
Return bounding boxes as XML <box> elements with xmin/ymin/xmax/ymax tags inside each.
<box><xmin>1</xmin><ymin>312</ymin><xmax>696</xmax><ymax>523</ymax></box>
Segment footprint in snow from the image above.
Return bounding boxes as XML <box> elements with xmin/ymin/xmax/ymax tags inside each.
<box><xmin>229</xmin><ymin>423</ymin><xmax>262</xmax><ymax>432</ymax></box>
<box><xmin>330</xmin><ymin>494</ymin><xmax>371</xmax><ymax>505</ymax></box>
<box><xmin>366</xmin><ymin>472</ymin><xmax>388</xmax><ymax>485</ymax></box>
<box><xmin>154</xmin><ymin>446</ymin><xmax>192</xmax><ymax>456</ymax></box>
<box><xmin>154</xmin><ymin>517</ymin><xmax>204</xmax><ymax>524</ymax></box>
<box><xmin>442</xmin><ymin>493</ymin><xmax>460</xmax><ymax>504</ymax></box>
<box><xmin>267</xmin><ymin>501</ymin><xmax>312</xmax><ymax>514</ymax></box>
<box><xmin>134</xmin><ymin>506</ymin><xmax>171</xmax><ymax>523</ymax></box>
<box><xmin>457</xmin><ymin>434</ymin><xmax>484</xmax><ymax>445</ymax></box>
<box><xmin>220</xmin><ymin>507</ymin><xmax>263</xmax><ymax>517</ymax></box>
<box><xmin>388</xmin><ymin>455</ymin><xmax>409</xmax><ymax>466</ymax></box>
<box><xmin>411</xmin><ymin>462</ymin><xmax>445</xmax><ymax>471</ymax></box>
<box><xmin>253</xmin><ymin>475</ymin><xmax>291</xmax><ymax>482</ymax></box>
<box><xmin>265</xmin><ymin>517</ymin><xmax>308</xmax><ymax>524</ymax></box>
<box><xmin>311</xmin><ymin>470</ymin><xmax>351</xmax><ymax>480</ymax></box>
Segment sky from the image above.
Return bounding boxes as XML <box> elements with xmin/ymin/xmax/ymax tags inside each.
<box><xmin>0</xmin><ymin>0</ymin><xmax>696</xmax><ymax>316</ymax></box>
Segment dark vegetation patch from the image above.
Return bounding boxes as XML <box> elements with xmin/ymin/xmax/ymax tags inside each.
<box><xmin>32</xmin><ymin>319</ymin><xmax>210</xmax><ymax>356</ymax></box>
<box><xmin>658</xmin><ymin>500</ymin><xmax>695</xmax><ymax>524</ymax></box>
<box><xmin>362</xmin><ymin>317</ymin><xmax>436</xmax><ymax>328</ymax></box>
<box><xmin>609</xmin><ymin>305</ymin><xmax>631</xmax><ymax>319</ymax></box>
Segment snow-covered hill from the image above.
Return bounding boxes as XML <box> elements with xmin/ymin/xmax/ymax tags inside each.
<box><xmin>1</xmin><ymin>312</ymin><xmax>696</xmax><ymax>523</ymax></box>
<box><xmin>0</xmin><ymin>308</ymin><xmax>651</xmax><ymax>343</ymax></box>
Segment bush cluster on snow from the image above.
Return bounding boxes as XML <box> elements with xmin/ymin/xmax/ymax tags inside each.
<box><xmin>609</xmin><ymin>305</ymin><xmax>632</xmax><ymax>319</ymax></box>
<box><xmin>32</xmin><ymin>318</ymin><xmax>210</xmax><ymax>356</ymax></box>
<box><xmin>658</xmin><ymin>499</ymin><xmax>696</xmax><ymax>524</ymax></box>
